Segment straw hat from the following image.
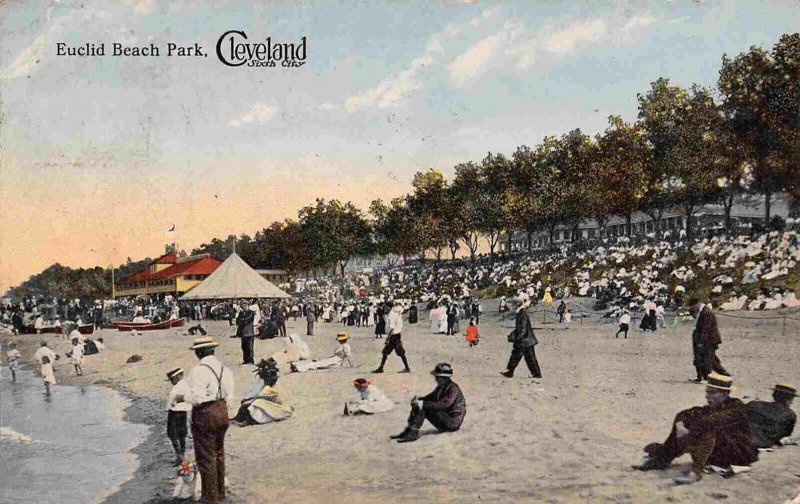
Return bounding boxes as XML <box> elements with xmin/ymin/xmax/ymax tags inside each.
<box><xmin>770</xmin><ymin>384</ymin><xmax>798</xmax><ymax>397</ymax></box>
<box><xmin>166</xmin><ymin>368</ymin><xmax>184</xmax><ymax>381</ymax></box>
<box><xmin>336</xmin><ymin>332</ymin><xmax>350</xmax><ymax>341</ymax></box>
<box><xmin>190</xmin><ymin>337</ymin><xmax>218</xmax><ymax>350</ymax></box>
<box><xmin>702</xmin><ymin>372</ymin><xmax>736</xmax><ymax>391</ymax></box>
<box><xmin>431</xmin><ymin>362</ymin><xmax>453</xmax><ymax>377</ymax></box>
<box><xmin>352</xmin><ymin>377</ymin><xmax>371</xmax><ymax>387</ymax></box>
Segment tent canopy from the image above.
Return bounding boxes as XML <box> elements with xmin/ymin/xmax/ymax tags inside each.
<box><xmin>181</xmin><ymin>253</ymin><xmax>290</xmax><ymax>300</ymax></box>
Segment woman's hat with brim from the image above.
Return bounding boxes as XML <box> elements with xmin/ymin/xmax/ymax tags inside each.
<box><xmin>166</xmin><ymin>368</ymin><xmax>184</xmax><ymax>381</ymax></box>
<box><xmin>701</xmin><ymin>372</ymin><xmax>736</xmax><ymax>391</ymax></box>
<box><xmin>770</xmin><ymin>383</ymin><xmax>798</xmax><ymax>397</ymax></box>
<box><xmin>190</xmin><ymin>337</ymin><xmax>218</xmax><ymax>350</ymax></box>
<box><xmin>252</xmin><ymin>357</ymin><xmax>278</xmax><ymax>373</ymax></box>
<box><xmin>337</xmin><ymin>332</ymin><xmax>349</xmax><ymax>341</ymax></box>
<box><xmin>352</xmin><ymin>377</ymin><xmax>371</xmax><ymax>387</ymax></box>
<box><xmin>431</xmin><ymin>362</ymin><xmax>453</xmax><ymax>377</ymax></box>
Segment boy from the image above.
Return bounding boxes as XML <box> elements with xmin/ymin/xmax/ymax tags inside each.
<box><xmin>70</xmin><ymin>337</ymin><xmax>84</xmax><ymax>375</ymax></box>
<box><xmin>5</xmin><ymin>342</ymin><xmax>21</xmax><ymax>381</ymax></box>
<box><xmin>166</xmin><ymin>367</ymin><xmax>191</xmax><ymax>465</ymax></box>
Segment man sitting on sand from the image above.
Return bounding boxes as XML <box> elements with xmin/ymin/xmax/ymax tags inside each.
<box><xmin>747</xmin><ymin>384</ymin><xmax>797</xmax><ymax>448</ymax></box>
<box><xmin>291</xmin><ymin>332</ymin><xmax>352</xmax><ymax>372</ymax></box>
<box><xmin>634</xmin><ymin>372</ymin><xmax>758</xmax><ymax>484</ymax></box>
<box><xmin>390</xmin><ymin>363</ymin><xmax>465</xmax><ymax>443</ymax></box>
<box><xmin>344</xmin><ymin>378</ymin><xmax>394</xmax><ymax>415</ymax></box>
<box><xmin>231</xmin><ymin>364</ymin><xmax>293</xmax><ymax>426</ymax></box>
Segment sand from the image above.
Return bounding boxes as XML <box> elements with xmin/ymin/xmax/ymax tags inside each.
<box><xmin>7</xmin><ymin>302</ymin><xmax>800</xmax><ymax>504</ymax></box>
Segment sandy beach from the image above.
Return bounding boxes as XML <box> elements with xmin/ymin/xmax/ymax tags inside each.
<box><xmin>8</xmin><ymin>302</ymin><xmax>800</xmax><ymax>504</ymax></box>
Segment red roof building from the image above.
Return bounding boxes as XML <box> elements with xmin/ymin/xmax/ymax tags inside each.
<box><xmin>115</xmin><ymin>253</ymin><xmax>221</xmax><ymax>297</ymax></box>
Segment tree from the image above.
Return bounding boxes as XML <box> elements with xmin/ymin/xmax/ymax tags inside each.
<box><xmin>408</xmin><ymin>169</ymin><xmax>449</xmax><ymax>260</ymax></box>
<box><xmin>451</xmin><ymin>162</ymin><xmax>482</xmax><ymax>260</ymax></box>
<box><xmin>298</xmin><ymin>199</ymin><xmax>372</xmax><ymax>276</ymax></box>
<box><xmin>718</xmin><ymin>34</ymin><xmax>800</xmax><ymax>219</ymax></box>
<box><xmin>478</xmin><ymin>152</ymin><xmax>512</xmax><ymax>255</ymax></box>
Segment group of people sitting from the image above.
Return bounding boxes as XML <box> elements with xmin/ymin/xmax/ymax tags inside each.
<box><xmin>634</xmin><ymin>373</ymin><xmax>796</xmax><ymax>484</ymax></box>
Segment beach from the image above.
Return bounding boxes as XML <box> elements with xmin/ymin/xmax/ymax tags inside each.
<box><xmin>6</xmin><ymin>302</ymin><xmax>800</xmax><ymax>504</ymax></box>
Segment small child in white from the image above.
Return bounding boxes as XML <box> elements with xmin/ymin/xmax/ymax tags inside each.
<box><xmin>5</xmin><ymin>342</ymin><xmax>21</xmax><ymax>382</ymax></box>
<box><xmin>70</xmin><ymin>337</ymin><xmax>84</xmax><ymax>376</ymax></box>
<box><xmin>564</xmin><ymin>309</ymin><xmax>572</xmax><ymax>325</ymax></box>
<box><xmin>41</xmin><ymin>355</ymin><xmax>56</xmax><ymax>394</ymax></box>
<box><xmin>172</xmin><ymin>460</ymin><xmax>201</xmax><ymax>501</ymax></box>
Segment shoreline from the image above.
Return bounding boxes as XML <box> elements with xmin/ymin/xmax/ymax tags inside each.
<box><xmin>5</xmin><ymin>336</ymin><xmax>177</xmax><ymax>504</ymax></box>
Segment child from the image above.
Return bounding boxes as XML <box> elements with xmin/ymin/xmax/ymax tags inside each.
<box><xmin>166</xmin><ymin>368</ymin><xmax>191</xmax><ymax>465</ymax></box>
<box><xmin>70</xmin><ymin>337</ymin><xmax>84</xmax><ymax>375</ymax></box>
<box><xmin>6</xmin><ymin>342</ymin><xmax>21</xmax><ymax>381</ymax></box>
<box><xmin>564</xmin><ymin>309</ymin><xmax>572</xmax><ymax>325</ymax></box>
<box><xmin>615</xmin><ymin>310</ymin><xmax>631</xmax><ymax>339</ymax></box>
<box><xmin>465</xmin><ymin>319</ymin><xmax>479</xmax><ymax>347</ymax></box>
<box><xmin>41</xmin><ymin>355</ymin><xmax>56</xmax><ymax>394</ymax></box>
<box><xmin>172</xmin><ymin>460</ymin><xmax>201</xmax><ymax>501</ymax></box>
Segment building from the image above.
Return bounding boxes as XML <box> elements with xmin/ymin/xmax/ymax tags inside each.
<box><xmin>499</xmin><ymin>195</ymin><xmax>790</xmax><ymax>253</ymax></box>
<box><xmin>114</xmin><ymin>253</ymin><xmax>222</xmax><ymax>297</ymax></box>
<box><xmin>255</xmin><ymin>269</ymin><xmax>290</xmax><ymax>284</ymax></box>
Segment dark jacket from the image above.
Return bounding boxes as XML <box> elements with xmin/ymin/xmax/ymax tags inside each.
<box><xmin>508</xmin><ymin>308</ymin><xmax>538</xmax><ymax>348</ymax></box>
<box><xmin>236</xmin><ymin>309</ymin><xmax>255</xmax><ymax>338</ymax></box>
<box><xmin>746</xmin><ymin>400</ymin><xmax>797</xmax><ymax>448</ymax></box>
<box><xmin>421</xmin><ymin>380</ymin><xmax>466</xmax><ymax>429</ymax></box>
<box><xmin>693</xmin><ymin>306</ymin><xmax>721</xmax><ymax>347</ymax></box>
<box><xmin>685</xmin><ymin>398</ymin><xmax>759</xmax><ymax>467</ymax></box>
<box><xmin>306</xmin><ymin>309</ymin><xmax>316</xmax><ymax>323</ymax></box>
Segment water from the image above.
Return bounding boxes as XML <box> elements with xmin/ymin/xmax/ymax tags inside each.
<box><xmin>0</xmin><ymin>364</ymin><xmax>150</xmax><ymax>504</ymax></box>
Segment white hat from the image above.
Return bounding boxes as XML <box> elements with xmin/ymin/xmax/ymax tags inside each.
<box><xmin>190</xmin><ymin>337</ymin><xmax>218</xmax><ymax>350</ymax></box>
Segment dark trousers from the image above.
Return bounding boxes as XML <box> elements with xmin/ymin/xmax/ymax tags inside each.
<box><xmin>695</xmin><ymin>346</ymin><xmax>727</xmax><ymax>381</ymax></box>
<box><xmin>377</xmin><ymin>334</ymin><xmax>410</xmax><ymax>370</ymax></box>
<box><xmin>167</xmin><ymin>410</ymin><xmax>187</xmax><ymax>456</ymax></box>
<box><xmin>446</xmin><ymin>316</ymin><xmax>455</xmax><ymax>335</ymax></box>
<box><xmin>615</xmin><ymin>323</ymin><xmax>629</xmax><ymax>338</ymax></box>
<box><xmin>307</xmin><ymin>321</ymin><xmax>314</xmax><ymax>336</ymax></box>
<box><xmin>277</xmin><ymin>322</ymin><xmax>286</xmax><ymax>337</ymax></box>
<box><xmin>241</xmin><ymin>336</ymin><xmax>254</xmax><ymax>364</ymax></box>
<box><xmin>407</xmin><ymin>403</ymin><xmax>462</xmax><ymax>432</ymax></box>
<box><xmin>507</xmin><ymin>344</ymin><xmax>542</xmax><ymax>378</ymax></box>
<box><xmin>191</xmin><ymin>401</ymin><xmax>229</xmax><ymax>503</ymax></box>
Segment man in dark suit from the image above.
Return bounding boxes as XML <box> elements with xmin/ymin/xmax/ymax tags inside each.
<box><xmin>236</xmin><ymin>305</ymin><xmax>255</xmax><ymax>365</ymax></box>
<box><xmin>501</xmin><ymin>295</ymin><xmax>542</xmax><ymax>378</ymax></box>
<box><xmin>747</xmin><ymin>383</ymin><xmax>797</xmax><ymax>448</ymax></box>
<box><xmin>689</xmin><ymin>298</ymin><xmax>728</xmax><ymax>382</ymax></box>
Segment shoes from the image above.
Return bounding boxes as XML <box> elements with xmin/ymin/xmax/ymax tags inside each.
<box><xmin>500</xmin><ymin>371</ymin><xmax>514</xmax><ymax>378</ymax></box>
<box><xmin>372</xmin><ymin>368</ymin><xmax>384</xmax><ymax>374</ymax></box>
<box><xmin>532</xmin><ymin>374</ymin><xmax>542</xmax><ymax>379</ymax></box>
<box><xmin>390</xmin><ymin>428</ymin><xmax>410</xmax><ymax>439</ymax></box>
<box><xmin>632</xmin><ymin>457</ymin><xmax>669</xmax><ymax>471</ymax></box>
<box><xmin>398</xmin><ymin>368</ymin><xmax>411</xmax><ymax>373</ymax></box>
<box><xmin>396</xmin><ymin>430</ymin><xmax>420</xmax><ymax>443</ymax></box>
<box><xmin>643</xmin><ymin>442</ymin><xmax>664</xmax><ymax>456</ymax></box>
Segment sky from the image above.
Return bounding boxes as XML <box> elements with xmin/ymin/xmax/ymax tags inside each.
<box><xmin>1</xmin><ymin>0</ymin><xmax>798</xmax><ymax>292</ymax></box>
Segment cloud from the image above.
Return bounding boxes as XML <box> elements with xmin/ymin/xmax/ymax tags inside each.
<box><xmin>228</xmin><ymin>102</ymin><xmax>279</xmax><ymax>128</ymax></box>
<box><xmin>448</xmin><ymin>19</ymin><xmax>523</xmax><ymax>86</ymax></box>
<box><xmin>543</xmin><ymin>19</ymin><xmax>606</xmax><ymax>54</ymax></box>
<box><xmin>345</xmin><ymin>7</ymin><xmax>500</xmax><ymax>112</ymax></box>
<box><xmin>1</xmin><ymin>33</ymin><xmax>48</xmax><ymax>80</ymax></box>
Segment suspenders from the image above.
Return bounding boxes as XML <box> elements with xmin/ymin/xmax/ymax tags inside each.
<box><xmin>200</xmin><ymin>363</ymin><xmax>225</xmax><ymax>401</ymax></box>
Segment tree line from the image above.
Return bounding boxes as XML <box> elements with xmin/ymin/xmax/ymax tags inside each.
<box><xmin>7</xmin><ymin>34</ymin><xmax>800</xmax><ymax>297</ymax></box>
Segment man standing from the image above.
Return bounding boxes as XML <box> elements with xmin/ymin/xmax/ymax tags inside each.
<box><xmin>633</xmin><ymin>373</ymin><xmax>758</xmax><ymax>484</ymax></box>
<box><xmin>391</xmin><ymin>362</ymin><xmax>465</xmax><ymax>443</ymax></box>
<box><xmin>501</xmin><ymin>296</ymin><xmax>542</xmax><ymax>378</ymax></box>
<box><xmin>306</xmin><ymin>304</ymin><xmax>316</xmax><ymax>336</ymax></box>
<box><xmin>176</xmin><ymin>337</ymin><xmax>234</xmax><ymax>503</ymax></box>
<box><xmin>373</xmin><ymin>302</ymin><xmax>411</xmax><ymax>373</ymax></box>
<box><xmin>557</xmin><ymin>301</ymin><xmax>566</xmax><ymax>324</ymax></box>
<box><xmin>690</xmin><ymin>298</ymin><xmax>728</xmax><ymax>382</ymax></box>
<box><xmin>273</xmin><ymin>303</ymin><xmax>287</xmax><ymax>338</ymax></box>
<box><xmin>235</xmin><ymin>304</ymin><xmax>255</xmax><ymax>365</ymax></box>
<box><xmin>747</xmin><ymin>383</ymin><xmax>797</xmax><ymax>448</ymax></box>
<box><xmin>446</xmin><ymin>302</ymin><xmax>457</xmax><ymax>335</ymax></box>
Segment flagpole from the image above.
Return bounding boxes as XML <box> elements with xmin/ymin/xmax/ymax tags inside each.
<box><xmin>111</xmin><ymin>264</ymin><xmax>115</xmax><ymax>299</ymax></box>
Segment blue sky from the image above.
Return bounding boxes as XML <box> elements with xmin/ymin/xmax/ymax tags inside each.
<box><xmin>1</xmin><ymin>0</ymin><xmax>798</xmax><ymax>290</ymax></box>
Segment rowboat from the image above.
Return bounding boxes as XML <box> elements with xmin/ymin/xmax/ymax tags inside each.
<box><xmin>114</xmin><ymin>318</ymin><xmax>186</xmax><ymax>332</ymax></box>
<box><xmin>21</xmin><ymin>323</ymin><xmax>94</xmax><ymax>335</ymax></box>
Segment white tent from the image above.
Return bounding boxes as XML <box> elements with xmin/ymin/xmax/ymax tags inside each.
<box><xmin>181</xmin><ymin>253</ymin><xmax>290</xmax><ymax>300</ymax></box>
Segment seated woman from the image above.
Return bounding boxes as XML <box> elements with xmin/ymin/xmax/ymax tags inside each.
<box><xmin>292</xmin><ymin>333</ymin><xmax>352</xmax><ymax>372</ymax></box>
<box><xmin>344</xmin><ymin>378</ymin><xmax>394</xmax><ymax>415</ymax></box>
<box><xmin>271</xmin><ymin>333</ymin><xmax>309</xmax><ymax>366</ymax></box>
<box><xmin>231</xmin><ymin>364</ymin><xmax>293</xmax><ymax>426</ymax></box>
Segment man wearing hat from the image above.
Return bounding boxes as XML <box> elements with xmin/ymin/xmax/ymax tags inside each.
<box><xmin>372</xmin><ymin>302</ymin><xmax>411</xmax><ymax>374</ymax></box>
<box><xmin>634</xmin><ymin>372</ymin><xmax>758</xmax><ymax>484</ymax></box>
<box><xmin>391</xmin><ymin>363</ymin><xmax>466</xmax><ymax>443</ymax></box>
<box><xmin>235</xmin><ymin>303</ymin><xmax>256</xmax><ymax>365</ymax></box>
<box><xmin>166</xmin><ymin>368</ymin><xmax>191</xmax><ymax>465</ymax></box>
<box><xmin>231</xmin><ymin>362</ymin><xmax>293</xmax><ymax>426</ymax></box>
<box><xmin>689</xmin><ymin>297</ymin><xmax>728</xmax><ymax>382</ymax></box>
<box><xmin>501</xmin><ymin>295</ymin><xmax>542</xmax><ymax>379</ymax></box>
<box><xmin>174</xmin><ymin>337</ymin><xmax>235</xmax><ymax>503</ymax></box>
<box><xmin>746</xmin><ymin>384</ymin><xmax>797</xmax><ymax>448</ymax></box>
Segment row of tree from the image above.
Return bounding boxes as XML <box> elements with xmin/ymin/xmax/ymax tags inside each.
<box><xmin>192</xmin><ymin>34</ymin><xmax>799</xmax><ymax>275</ymax></box>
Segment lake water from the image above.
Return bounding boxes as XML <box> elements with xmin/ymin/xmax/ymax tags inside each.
<box><xmin>0</xmin><ymin>364</ymin><xmax>150</xmax><ymax>504</ymax></box>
